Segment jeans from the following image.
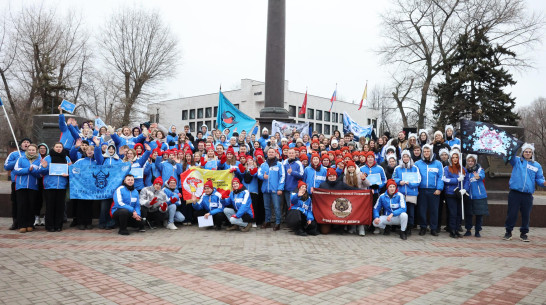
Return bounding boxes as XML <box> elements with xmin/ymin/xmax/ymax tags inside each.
<box><xmin>99</xmin><ymin>199</ymin><xmax>115</xmax><ymax>227</ymax></box>
<box><xmin>224</xmin><ymin>208</ymin><xmax>248</xmax><ymax>227</ymax></box>
<box><xmin>263</xmin><ymin>192</ymin><xmax>281</xmax><ymax>225</ymax></box>
<box><xmin>167</xmin><ymin>204</ymin><xmax>185</xmax><ymax>224</ymax></box>
<box><xmin>505</xmin><ymin>190</ymin><xmax>533</xmax><ymax>234</ymax></box>
<box><xmin>418</xmin><ymin>189</ymin><xmax>440</xmax><ymax>230</ymax></box>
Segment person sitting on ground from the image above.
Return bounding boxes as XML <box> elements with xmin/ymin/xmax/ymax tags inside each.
<box><xmin>286</xmin><ymin>181</ymin><xmax>318</xmax><ymax>236</ymax></box>
<box><xmin>111</xmin><ymin>174</ymin><xmax>145</xmax><ymax>235</ymax></box>
<box><xmin>139</xmin><ymin>177</ymin><xmax>168</xmax><ymax>229</ymax></box>
<box><xmin>222</xmin><ymin>178</ymin><xmax>254</xmax><ymax>232</ymax></box>
<box><xmin>191</xmin><ymin>180</ymin><xmax>227</xmax><ymax>230</ymax></box>
<box><xmin>162</xmin><ymin>177</ymin><xmax>185</xmax><ymax>230</ymax></box>
<box><xmin>373</xmin><ymin>179</ymin><xmax>409</xmax><ymax>240</ymax></box>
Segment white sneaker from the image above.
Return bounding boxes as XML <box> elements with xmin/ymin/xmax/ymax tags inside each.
<box><xmin>357</xmin><ymin>225</ymin><xmax>365</xmax><ymax>236</ymax></box>
<box><xmin>34</xmin><ymin>216</ymin><xmax>40</xmax><ymax>227</ymax></box>
<box><xmin>166</xmin><ymin>222</ymin><xmax>178</xmax><ymax>230</ymax></box>
<box><xmin>252</xmin><ymin>223</ymin><xmax>257</xmax><ymax>228</ymax></box>
<box><xmin>39</xmin><ymin>217</ymin><xmax>45</xmax><ymax>226</ymax></box>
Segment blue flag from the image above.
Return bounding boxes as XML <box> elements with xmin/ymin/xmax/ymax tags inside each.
<box><xmin>460</xmin><ymin>119</ymin><xmax>523</xmax><ymax>160</ymax></box>
<box><xmin>343</xmin><ymin>112</ymin><xmax>373</xmax><ymax>140</ymax></box>
<box><xmin>69</xmin><ymin>162</ymin><xmax>131</xmax><ymax>200</ymax></box>
<box><xmin>0</xmin><ymin>96</ymin><xmax>3</xmax><ymax>106</ymax></box>
<box><xmin>217</xmin><ymin>91</ymin><xmax>256</xmax><ymax>133</ymax></box>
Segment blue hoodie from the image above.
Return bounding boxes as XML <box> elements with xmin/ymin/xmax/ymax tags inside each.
<box><xmin>235</xmin><ymin>166</ymin><xmax>259</xmax><ymax>194</ymax></box>
<box><xmin>125</xmin><ymin>150</ymin><xmax>152</xmax><ymax>191</ymax></box>
<box><xmin>111</xmin><ymin>185</ymin><xmax>140</xmax><ymax>216</ymax></box>
<box><xmin>373</xmin><ymin>191</ymin><xmax>407</xmax><ymax>218</ymax></box>
<box><xmin>302</xmin><ymin>165</ymin><xmax>327</xmax><ymax>193</ymax></box>
<box><xmin>464</xmin><ymin>164</ymin><xmax>487</xmax><ymax>200</ymax></box>
<box><xmin>222</xmin><ymin>188</ymin><xmax>253</xmax><ymax>218</ymax></box>
<box><xmin>415</xmin><ymin>158</ymin><xmax>444</xmax><ymax>190</ymax></box>
<box><xmin>282</xmin><ymin>158</ymin><xmax>304</xmax><ymax>192</ymax></box>
<box><xmin>38</xmin><ymin>155</ymin><xmax>72</xmax><ymax>189</ymax></box>
<box><xmin>392</xmin><ymin>163</ymin><xmax>420</xmax><ymax>196</ymax></box>
<box><xmin>360</xmin><ymin>162</ymin><xmax>387</xmax><ymax>193</ymax></box>
<box><xmin>111</xmin><ymin>132</ymin><xmax>146</xmax><ymax>150</ymax></box>
<box><xmin>289</xmin><ymin>193</ymin><xmax>314</xmax><ymax>221</ymax></box>
<box><xmin>258</xmin><ymin>159</ymin><xmax>285</xmax><ymax>193</ymax></box>
<box><xmin>4</xmin><ymin>150</ymin><xmax>22</xmax><ymax>182</ymax></box>
<box><xmin>13</xmin><ymin>155</ymin><xmax>42</xmax><ymax>190</ymax></box>
<box><xmin>192</xmin><ymin>189</ymin><xmax>224</xmax><ymax>215</ymax></box>
<box><xmin>155</xmin><ymin>156</ymin><xmax>183</xmax><ymax>186</ymax></box>
<box><xmin>508</xmin><ymin>156</ymin><xmax>545</xmax><ymax>194</ymax></box>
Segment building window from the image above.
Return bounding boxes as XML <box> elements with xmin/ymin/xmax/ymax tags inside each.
<box><xmin>316</xmin><ymin>110</ymin><xmax>322</xmax><ymax>121</ymax></box>
<box><xmin>205</xmin><ymin>120</ymin><xmax>211</xmax><ymax>130</ymax></box>
<box><xmin>213</xmin><ymin>120</ymin><xmax>216</xmax><ymax>129</ymax></box>
<box><xmin>197</xmin><ymin>108</ymin><xmax>204</xmax><ymax>119</ymax></box>
<box><xmin>324</xmin><ymin>111</ymin><xmax>330</xmax><ymax>122</ymax></box>
<box><xmin>205</xmin><ymin>107</ymin><xmax>212</xmax><ymax>118</ymax></box>
<box><xmin>324</xmin><ymin>124</ymin><xmax>330</xmax><ymax>135</ymax></box>
<box><xmin>307</xmin><ymin>108</ymin><xmax>314</xmax><ymax>120</ymax></box>
<box><xmin>189</xmin><ymin>122</ymin><xmax>195</xmax><ymax>132</ymax></box>
<box><xmin>332</xmin><ymin>113</ymin><xmax>337</xmax><ymax>123</ymax></box>
<box><xmin>316</xmin><ymin>123</ymin><xmax>322</xmax><ymax>134</ymax></box>
<box><xmin>149</xmin><ymin>115</ymin><xmax>154</xmax><ymax>123</ymax></box>
<box><xmin>190</xmin><ymin>109</ymin><xmax>195</xmax><ymax>119</ymax></box>
<box><xmin>289</xmin><ymin>105</ymin><xmax>296</xmax><ymax>117</ymax></box>
<box><xmin>214</xmin><ymin>106</ymin><xmax>218</xmax><ymax>117</ymax></box>
<box><xmin>309</xmin><ymin>122</ymin><xmax>314</xmax><ymax>131</ymax></box>
<box><xmin>182</xmin><ymin>110</ymin><xmax>188</xmax><ymax>120</ymax></box>
<box><xmin>298</xmin><ymin>107</ymin><xmax>305</xmax><ymax>119</ymax></box>
<box><xmin>234</xmin><ymin>104</ymin><xmax>239</xmax><ymax>109</ymax></box>
<box><xmin>340</xmin><ymin>113</ymin><xmax>343</xmax><ymax>124</ymax></box>
<box><xmin>372</xmin><ymin>119</ymin><xmax>377</xmax><ymax>128</ymax></box>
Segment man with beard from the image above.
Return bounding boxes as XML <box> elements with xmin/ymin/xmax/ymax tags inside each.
<box><xmin>112</xmin><ymin>174</ymin><xmax>145</xmax><ymax>235</ymax></box>
<box><xmin>258</xmin><ymin>147</ymin><xmax>285</xmax><ymax>231</ymax></box>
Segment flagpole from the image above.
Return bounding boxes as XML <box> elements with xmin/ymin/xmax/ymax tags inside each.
<box><xmin>0</xmin><ymin>98</ymin><xmax>21</xmax><ymax>157</ymax></box>
<box><xmin>460</xmin><ymin>151</ymin><xmax>464</xmax><ymax>220</ymax></box>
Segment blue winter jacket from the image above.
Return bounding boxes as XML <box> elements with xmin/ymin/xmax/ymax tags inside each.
<box><xmin>155</xmin><ymin>156</ymin><xmax>183</xmax><ymax>186</ymax></box>
<box><xmin>258</xmin><ymin>135</ymin><xmax>270</xmax><ymax>149</ymax></box>
<box><xmin>58</xmin><ymin>114</ymin><xmax>75</xmax><ymax>150</ymax></box>
<box><xmin>222</xmin><ymin>188</ymin><xmax>253</xmax><ymax>218</ymax></box>
<box><xmin>111</xmin><ymin>133</ymin><xmax>145</xmax><ymax>150</ymax></box>
<box><xmin>392</xmin><ymin>164</ymin><xmax>420</xmax><ymax>196</ymax></box>
<box><xmin>4</xmin><ymin>151</ymin><xmax>22</xmax><ymax>182</ymax></box>
<box><xmin>415</xmin><ymin>159</ymin><xmax>444</xmax><ymax>190</ymax></box>
<box><xmin>38</xmin><ymin>155</ymin><xmax>72</xmax><ymax>189</ymax></box>
<box><xmin>112</xmin><ymin>186</ymin><xmax>141</xmax><ymax>216</ymax></box>
<box><xmin>235</xmin><ymin>166</ymin><xmax>259</xmax><ymax>194</ymax></box>
<box><xmin>289</xmin><ymin>193</ymin><xmax>314</xmax><ymax>221</ymax></box>
<box><xmin>125</xmin><ymin>150</ymin><xmax>152</xmax><ymax>191</ymax></box>
<box><xmin>302</xmin><ymin>165</ymin><xmax>327</xmax><ymax>193</ymax></box>
<box><xmin>360</xmin><ymin>163</ymin><xmax>387</xmax><ymax>193</ymax></box>
<box><xmin>442</xmin><ymin>166</ymin><xmax>466</xmax><ymax>195</ymax></box>
<box><xmin>13</xmin><ymin>156</ymin><xmax>42</xmax><ymax>190</ymax></box>
<box><xmin>373</xmin><ymin>191</ymin><xmax>407</xmax><ymax>218</ymax></box>
<box><xmin>282</xmin><ymin>159</ymin><xmax>304</xmax><ymax>192</ymax></box>
<box><xmin>446</xmin><ymin>137</ymin><xmax>461</xmax><ymax>148</ymax></box>
<box><xmin>258</xmin><ymin>160</ymin><xmax>285</xmax><ymax>193</ymax></box>
<box><xmin>163</xmin><ymin>187</ymin><xmax>182</xmax><ymax>206</ymax></box>
<box><xmin>193</xmin><ymin>189</ymin><xmax>224</xmax><ymax>215</ymax></box>
<box><xmin>508</xmin><ymin>156</ymin><xmax>545</xmax><ymax>194</ymax></box>
<box><xmin>71</xmin><ymin>146</ymin><xmax>102</xmax><ymax>166</ymax></box>
<box><xmin>463</xmin><ymin>165</ymin><xmax>487</xmax><ymax>200</ymax></box>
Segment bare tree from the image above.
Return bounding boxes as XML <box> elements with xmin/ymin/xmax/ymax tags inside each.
<box><xmin>369</xmin><ymin>85</ymin><xmax>401</xmax><ymax>135</ymax></box>
<box><xmin>518</xmin><ymin>97</ymin><xmax>546</xmax><ymax>165</ymax></box>
<box><xmin>379</xmin><ymin>0</ymin><xmax>544</xmax><ymax>129</ymax></box>
<box><xmin>99</xmin><ymin>7</ymin><xmax>180</xmax><ymax>126</ymax></box>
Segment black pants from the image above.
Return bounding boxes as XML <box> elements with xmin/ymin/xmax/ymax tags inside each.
<box><xmin>193</xmin><ymin>209</ymin><xmax>228</xmax><ymax>227</ymax></box>
<box><xmin>44</xmin><ymin>189</ymin><xmax>66</xmax><ymax>230</ymax></box>
<box><xmin>10</xmin><ymin>182</ymin><xmax>17</xmax><ymax>226</ymax></box>
<box><xmin>286</xmin><ymin>209</ymin><xmax>317</xmax><ymax>234</ymax></box>
<box><xmin>113</xmin><ymin>209</ymin><xmax>144</xmax><ymax>231</ymax></box>
<box><xmin>75</xmin><ymin>199</ymin><xmax>95</xmax><ymax>226</ymax></box>
<box><xmin>438</xmin><ymin>193</ymin><xmax>450</xmax><ymax>229</ymax></box>
<box><xmin>34</xmin><ymin>179</ymin><xmax>44</xmax><ymax>217</ymax></box>
<box><xmin>141</xmin><ymin>206</ymin><xmax>166</xmax><ymax>226</ymax></box>
<box><xmin>251</xmin><ymin>192</ymin><xmax>264</xmax><ymax>225</ymax></box>
<box><xmin>16</xmin><ymin>189</ymin><xmax>38</xmax><ymax>228</ymax></box>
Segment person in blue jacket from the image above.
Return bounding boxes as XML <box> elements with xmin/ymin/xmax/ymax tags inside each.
<box><xmin>258</xmin><ymin>147</ymin><xmax>285</xmax><ymax>231</ymax></box>
<box><xmin>166</xmin><ymin>125</ymin><xmax>179</xmax><ymax>149</ymax></box>
<box><xmin>287</xmin><ymin>181</ymin><xmax>318</xmax><ymax>236</ymax></box>
<box><xmin>463</xmin><ymin>154</ymin><xmax>489</xmax><ymax>238</ymax></box>
<box><xmin>155</xmin><ymin>150</ymin><xmax>183</xmax><ymax>188</ymax></box>
<box><xmin>13</xmin><ymin>144</ymin><xmax>42</xmax><ymax>233</ymax></box>
<box><xmin>258</xmin><ymin>127</ymin><xmax>270</xmax><ymax>149</ymax></box>
<box><xmin>504</xmin><ymin>143</ymin><xmax>546</xmax><ymax>242</ymax></box>
<box><xmin>190</xmin><ymin>180</ymin><xmax>227</xmax><ymax>230</ymax></box>
<box><xmin>57</xmin><ymin>105</ymin><xmax>75</xmax><ymax>152</ymax></box>
<box><xmin>442</xmin><ymin>151</ymin><xmax>466</xmax><ymax>238</ymax></box>
<box><xmin>445</xmin><ymin>125</ymin><xmax>461</xmax><ymax>148</ymax></box>
<box><xmin>4</xmin><ymin>137</ymin><xmax>31</xmax><ymax>230</ymax></box>
<box><xmin>223</xmin><ymin>178</ymin><xmax>254</xmax><ymax>232</ymax></box>
<box><xmin>415</xmin><ymin>144</ymin><xmax>444</xmax><ymax>237</ymax></box>
<box><xmin>38</xmin><ymin>142</ymin><xmax>72</xmax><ymax>232</ymax></box>
<box><xmin>282</xmin><ymin>148</ymin><xmax>304</xmax><ymax>217</ymax></box>
<box><xmin>112</xmin><ymin>174</ymin><xmax>145</xmax><ymax>235</ymax></box>
<box><xmin>122</xmin><ymin>144</ymin><xmax>152</xmax><ymax>191</ymax></box>
<box><xmin>238</xmin><ymin>156</ymin><xmax>263</xmax><ymax>226</ymax></box>
<box><xmin>72</xmin><ymin>143</ymin><xmax>103</xmax><ymax>230</ymax></box>
<box><xmin>163</xmin><ymin>176</ymin><xmax>185</xmax><ymax>230</ymax></box>
<box><xmin>393</xmin><ymin>150</ymin><xmax>421</xmax><ymax>236</ymax></box>
<box><xmin>302</xmin><ymin>153</ymin><xmax>327</xmax><ymax>194</ymax></box>
<box><xmin>373</xmin><ymin>179</ymin><xmax>409</xmax><ymax>240</ymax></box>
<box><xmin>360</xmin><ymin>151</ymin><xmax>387</xmax><ymax>234</ymax></box>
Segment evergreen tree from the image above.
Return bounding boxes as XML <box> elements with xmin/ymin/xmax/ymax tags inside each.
<box><xmin>433</xmin><ymin>27</ymin><xmax>519</xmax><ymax>128</ymax></box>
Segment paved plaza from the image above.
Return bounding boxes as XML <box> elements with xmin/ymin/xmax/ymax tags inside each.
<box><xmin>0</xmin><ymin>217</ymin><xmax>545</xmax><ymax>305</ymax></box>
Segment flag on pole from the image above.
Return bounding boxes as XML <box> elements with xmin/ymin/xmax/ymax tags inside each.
<box><xmin>329</xmin><ymin>84</ymin><xmax>337</xmax><ymax>112</ymax></box>
<box><xmin>460</xmin><ymin>119</ymin><xmax>523</xmax><ymax>161</ymax></box>
<box><xmin>217</xmin><ymin>90</ymin><xmax>256</xmax><ymax>133</ymax></box>
<box><xmin>298</xmin><ymin>90</ymin><xmax>308</xmax><ymax>115</ymax></box>
<box><xmin>0</xmin><ymin>97</ymin><xmax>3</xmax><ymax>106</ymax></box>
<box><xmin>343</xmin><ymin>111</ymin><xmax>373</xmax><ymax>140</ymax></box>
<box><xmin>358</xmin><ymin>82</ymin><xmax>368</xmax><ymax>110</ymax></box>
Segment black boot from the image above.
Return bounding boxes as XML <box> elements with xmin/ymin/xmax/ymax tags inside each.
<box><xmin>400</xmin><ymin>230</ymin><xmax>407</xmax><ymax>240</ymax></box>
<box><xmin>383</xmin><ymin>226</ymin><xmax>391</xmax><ymax>236</ymax></box>
<box><xmin>406</xmin><ymin>228</ymin><xmax>412</xmax><ymax>236</ymax></box>
<box><xmin>419</xmin><ymin>227</ymin><xmax>426</xmax><ymax>236</ymax></box>
<box><xmin>450</xmin><ymin>231</ymin><xmax>457</xmax><ymax>238</ymax></box>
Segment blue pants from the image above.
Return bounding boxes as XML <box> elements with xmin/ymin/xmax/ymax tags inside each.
<box><xmin>167</xmin><ymin>204</ymin><xmax>185</xmax><ymax>224</ymax></box>
<box><xmin>418</xmin><ymin>189</ymin><xmax>440</xmax><ymax>230</ymax></box>
<box><xmin>446</xmin><ymin>196</ymin><xmax>462</xmax><ymax>232</ymax></box>
<box><xmin>505</xmin><ymin>190</ymin><xmax>533</xmax><ymax>234</ymax></box>
<box><xmin>99</xmin><ymin>199</ymin><xmax>115</xmax><ymax>228</ymax></box>
<box><xmin>263</xmin><ymin>192</ymin><xmax>281</xmax><ymax>225</ymax></box>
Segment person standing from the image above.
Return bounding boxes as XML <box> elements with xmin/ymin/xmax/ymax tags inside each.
<box><xmin>4</xmin><ymin>138</ymin><xmax>31</xmax><ymax>230</ymax></box>
<box><xmin>258</xmin><ymin>147</ymin><xmax>285</xmax><ymax>231</ymax></box>
<box><xmin>415</xmin><ymin>144</ymin><xmax>444</xmax><ymax>236</ymax></box>
<box><xmin>463</xmin><ymin>154</ymin><xmax>489</xmax><ymax>237</ymax></box>
<box><xmin>13</xmin><ymin>144</ymin><xmax>42</xmax><ymax>233</ymax></box>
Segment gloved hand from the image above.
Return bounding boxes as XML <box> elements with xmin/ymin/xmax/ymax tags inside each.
<box><xmin>201</xmin><ymin>157</ymin><xmax>207</xmax><ymax>167</ymax></box>
<box><xmin>222</xmin><ymin>190</ymin><xmax>231</xmax><ymax>199</ymax></box>
<box><xmin>178</xmin><ymin>193</ymin><xmax>183</xmax><ymax>198</ymax></box>
<box><xmin>150</xmin><ymin>197</ymin><xmax>158</xmax><ymax>206</ymax></box>
<box><xmin>159</xmin><ymin>202</ymin><xmax>167</xmax><ymax>212</ymax></box>
<box><xmin>460</xmin><ymin>189</ymin><xmax>467</xmax><ymax>196</ymax></box>
<box><xmin>457</xmin><ymin>175</ymin><xmax>465</xmax><ymax>182</ymax></box>
<box><xmin>170</xmin><ymin>197</ymin><xmax>178</xmax><ymax>204</ymax></box>
<box><xmin>220</xmin><ymin>154</ymin><xmax>227</xmax><ymax>164</ymax></box>
<box><xmin>238</xmin><ymin>163</ymin><xmax>246</xmax><ymax>173</ymax></box>
<box><xmin>229</xmin><ymin>167</ymin><xmax>236</xmax><ymax>173</ymax></box>
<box><xmin>231</xmin><ymin>214</ymin><xmax>237</xmax><ymax>218</ymax></box>
<box><xmin>249</xmin><ymin>168</ymin><xmax>258</xmax><ymax>175</ymax></box>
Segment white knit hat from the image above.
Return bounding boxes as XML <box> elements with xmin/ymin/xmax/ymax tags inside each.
<box><xmin>434</xmin><ymin>130</ymin><xmax>443</xmax><ymax>139</ymax></box>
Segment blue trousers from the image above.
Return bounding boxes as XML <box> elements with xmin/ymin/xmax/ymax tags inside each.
<box><xmin>446</xmin><ymin>196</ymin><xmax>462</xmax><ymax>232</ymax></box>
<box><xmin>505</xmin><ymin>190</ymin><xmax>533</xmax><ymax>234</ymax></box>
<box><xmin>263</xmin><ymin>192</ymin><xmax>281</xmax><ymax>225</ymax></box>
<box><xmin>418</xmin><ymin>189</ymin><xmax>440</xmax><ymax>230</ymax></box>
<box><xmin>99</xmin><ymin>199</ymin><xmax>115</xmax><ymax>227</ymax></box>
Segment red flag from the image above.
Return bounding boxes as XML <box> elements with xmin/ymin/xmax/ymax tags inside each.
<box><xmin>358</xmin><ymin>82</ymin><xmax>367</xmax><ymax>110</ymax></box>
<box><xmin>298</xmin><ymin>90</ymin><xmax>308</xmax><ymax>115</ymax></box>
<box><xmin>312</xmin><ymin>189</ymin><xmax>373</xmax><ymax>225</ymax></box>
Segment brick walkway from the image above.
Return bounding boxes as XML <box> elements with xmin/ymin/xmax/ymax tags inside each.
<box><xmin>1</xmin><ymin>218</ymin><xmax>545</xmax><ymax>305</ymax></box>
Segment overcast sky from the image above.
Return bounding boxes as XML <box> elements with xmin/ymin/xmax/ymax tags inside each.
<box><xmin>14</xmin><ymin>0</ymin><xmax>546</xmax><ymax>108</ymax></box>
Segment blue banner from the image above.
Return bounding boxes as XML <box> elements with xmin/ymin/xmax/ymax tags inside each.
<box><xmin>342</xmin><ymin>112</ymin><xmax>373</xmax><ymax>140</ymax></box>
<box><xmin>69</xmin><ymin>162</ymin><xmax>131</xmax><ymax>200</ymax></box>
<box><xmin>217</xmin><ymin>91</ymin><xmax>256</xmax><ymax>133</ymax></box>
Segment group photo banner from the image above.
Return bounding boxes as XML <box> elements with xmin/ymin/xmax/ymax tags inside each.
<box><xmin>312</xmin><ymin>189</ymin><xmax>373</xmax><ymax>225</ymax></box>
<box><xmin>69</xmin><ymin>163</ymin><xmax>131</xmax><ymax>200</ymax></box>
<box><xmin>180</xmin><ymin>167</ymin><xmax>233</xmax><ymax>200</ymax></box>
<box><xmin>271</xmin><ymin>120</ymin><xmax>310</xmax><ymax>137</ymax></box>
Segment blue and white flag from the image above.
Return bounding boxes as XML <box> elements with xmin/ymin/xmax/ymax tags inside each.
<box><xmin>217</xmin><ymin>91</ymin><xmax>256</xmax><ymax>134</ymax></box>
<box><xmin>343</xmin><ymin>112</ymin><xmax>373</xmax><ymax>140</ymax></box>
<box><xmin>460</xmin><ymin>119</ymin><xmax>523</xmax><ymax>160</ymax></box>
<box><xmin>69</xmin><ymin>163</ymin><xmax>131</xmax><ymax>200</ymax></box>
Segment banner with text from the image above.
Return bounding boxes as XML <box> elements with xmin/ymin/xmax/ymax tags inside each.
<box><xmin>271</xmin><ymin>120</ymin><xmax>310</xmax><ymax>137</ymax></box>
<box><xmin>312</xmin><ymin>188</ymin><xmax>373</xmax><ymax>225</ymax></box>
<box><xmin>69</xmin><ymin>163</ymin><xmax>131</xmax><ymax>200</ymax></box>
<box><xmin>180</xmin><ymin>167</ymin><xmax>233</xmax><ymax>200</ymax></box>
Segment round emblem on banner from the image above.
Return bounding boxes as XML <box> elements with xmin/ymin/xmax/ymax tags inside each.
<box><xmin>183</xmin><ymin>171</ymin><xmax>204</xmax><ymax>197</ymax></box>
<box><xmin>331</xmin><ymin>197</ymin><xmax>352</xmax><ymax>218</ymax></box>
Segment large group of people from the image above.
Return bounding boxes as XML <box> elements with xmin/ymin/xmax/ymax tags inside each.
<box><xmin>4</xmin><ymin>106</ymin><xmax>545</xmax><ymax>242</ymax></box>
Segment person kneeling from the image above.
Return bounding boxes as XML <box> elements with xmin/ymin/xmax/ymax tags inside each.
<box><xmin>286</xmin><ymin>181</ymin><xmax>318</xmax><ymax>236</ymax></box>
<box><xmin>373</xmin><ymin>179</ymin><xmax>409</xmax><ymax>240</ymax></box>
<box><xmin>139</xmin><ymin>177</ymin><xmax>169</xmax><ymax>229</ymax></box>
<box><xmin>112</xmin><ymin>174</ymin><xmax>145</xmax><ymax>235</ymax></box>
<box><xmin>163</xmin><ymin>177</ymin><xmax>185</xmax><ymax>230</ymax></box>
<box><xmin>191</xmin><ymin>180</ymin><xmax>228</xmax><ymax>230</ymax></box>
<box><xmin>223</xmin><ymin>178</ymin><xmax>254</xmax><ymax>232</ymax></box>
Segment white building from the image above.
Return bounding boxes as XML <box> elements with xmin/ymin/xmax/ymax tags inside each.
<box><xmin>147</xmin><ymin>79</ymin><xmax>379</xmax><ymax>136</ymax></box>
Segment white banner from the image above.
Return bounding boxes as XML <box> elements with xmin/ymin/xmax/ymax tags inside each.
<box><xmin>271</xmin><ymin>120</ymin><xmax>310</xmax><ymax>137</ymax></box>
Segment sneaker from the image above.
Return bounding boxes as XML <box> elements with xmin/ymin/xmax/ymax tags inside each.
<box><xmin>166</xmin><ymin>222</ymin><xmax>178</xmax><ymax>230</ymax></box>
<box><xmin>383</xmin><ymin>226</ymin><xmax>391</xmax><ymax>236</ymax></box>
<box><xmin>503</xmin><ymin>232</ymin><xmax>512</xmax><ymax>240</ymax></box>
<box><xmin>419</xmin><ymin>228</ymin><xmax>426</xmax><ymax>236</ymax></box>
<box><xmin>34</xmin><ymin>216</ymin><xmax>40</xmax><ymax>227</ymax></box>
<box><xmin>163</xmin><ymin>220</ymin><xmax>168</xmax><ymax>228</ymax></box>
<box><xmin>400</xmin><ymin>230</ymin><xmax>407</xmax><ymax>240</ymax></box>
<box><xmin>226</xmin><ymin>225</ymin><xmax>239</xmax><ymax>231</ymax></box>
<box><xmin>118</xmin><ymin>229</ymin><xmax>130</xmax><ymax>235</ymax></box>
<box><xmin>431</xmin><ymin>230</ymin><xmax>438</xmax><ymax>236</ymax></box>
<box><xmin>520</xmin><ymin>234</ymin><xmax>530</xmax><ymax>242</ymax></box>
<box><xmin>450</xmin><ymin>232</ymin><xmax>457</xmax><ymax>238</ymax></box>
<box><xmin>357</xmin><ymin>225</ymin><xmax>365</xmax><ymax>236</ymax></box>
<box><xmin>475</xmin><ymin>231</ymin><xmax>481</xmax><ymax>238</ymax></box>
<box><xmin>241</xmin><ymin>223</ymin><xmax>252</xmax><ymax>232</ymax></box>
<box><xmin>19</xmin><ymin>228</ymin><xmax>27</xmax><ymax>233</ymax></box>
<box><xmin>9</xmin><ymin>223</ymin><xmax>17</xmax><ymax>230</ymax></box>
<box><xmin>138</xmin><ymin>226</ymin><xmax>146</xmax><ymax>232</ymax></box>
<box><xmin>78</xmin><ymin>225</ymin><xmax>86</xmax><ymax>230</ymax></box>
<box><xmin>295</xmin><ymin>229</ymin><xmax>308</xmax><ymax>236</ymax></box>
<box><xmin>464</xmin><ymin>230</ymin><xmax>472</xmax><ymax>237</ymax></box>
<box><xmin>252</xmin><ymin>223</ymin><xmax>257</xmax><ymax>228</ymax></box>
<box><xmin>39</xmin><ymin>217</ymin><xmax>45</xmax><ymax>226</ymax></box>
